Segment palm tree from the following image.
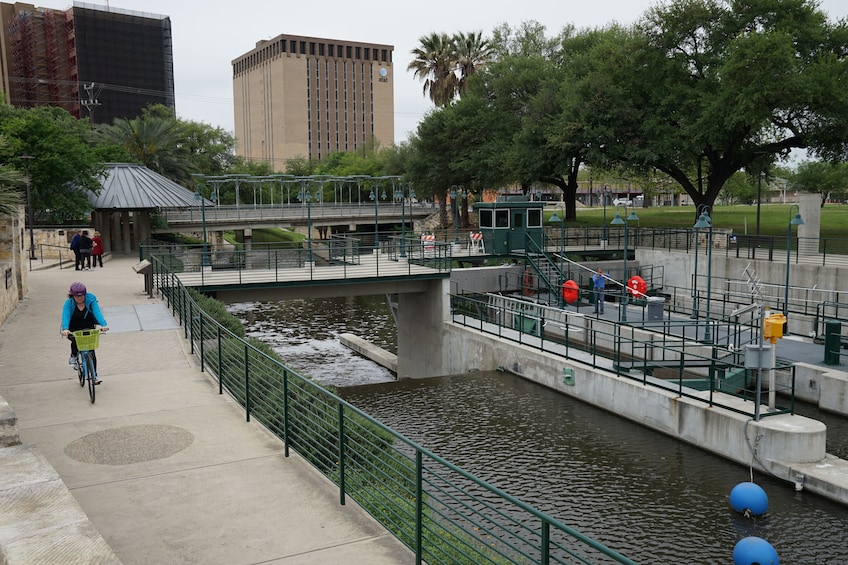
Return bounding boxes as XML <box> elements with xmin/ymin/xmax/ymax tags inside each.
<box><xmin>0</xmin><ymin>137</ymin><xmax>23</xmax><ymax>217</ymax></box>
<box><xmin>453</xmin><ymin>31</ymin><xmax>494</xmax><ymax>95</ymax></box>
<box><xmin>408</xmin><ymin>32</ymin><xmax>458</xmax><ymax>107</ymax></box>
<box><xmin>95</xmin><ymin>114</ymin><xmax>191</xmax><ymax>185</ymax></box>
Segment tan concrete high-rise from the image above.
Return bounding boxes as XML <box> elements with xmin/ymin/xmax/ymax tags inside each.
<box><xmin>233</xmin><ymin>34</ymin><xmax>394</xmax><ymax>170</ymax></box>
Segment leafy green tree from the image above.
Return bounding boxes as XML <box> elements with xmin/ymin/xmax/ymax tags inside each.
<box><xmin>0</xmin><ymin>137</ymin><xmax>23</xmax><ymax>217</ymax></box>
<box><xmin>584</xmin><ymin>0</ymin><xmax>848</xmax><ymax>218</ymax></box>
<box><xmin>790</xmin><ymin>161</ymin><xmax>848</xmax><ymax>204</ymax></box>
<box><xmin>0</xmin><ymin>104</ymin><xmax>104</xmax><ymax>222</ymax></box>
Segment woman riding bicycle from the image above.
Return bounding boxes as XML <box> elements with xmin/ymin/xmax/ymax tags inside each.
<box><xmin>60</xmin><ymin>282</ymin><xmax>109</xmax><ymax>384</ymax></box>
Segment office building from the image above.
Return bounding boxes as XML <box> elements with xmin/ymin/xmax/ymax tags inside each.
<box><xmin>0</xmin><ymin>2</ymin><xmax>174</xmax><ymax>124</ymax></box>
<box><xmin>233</xmin><ymin>34</ymin><xmax>394</xmax><ymax>168</ymax></box>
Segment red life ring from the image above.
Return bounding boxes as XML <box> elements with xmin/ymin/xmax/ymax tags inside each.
<box><xmin>562</xmin><ymin>280</ymin><xmax>579</xmax><ymax>304</ymax></box>
<box><xmin>627</xmin><ymin>275</ymin><xmax>647</xmax><ymax>298</ymax></box>
<box><xmin>522</xmin><ymin>269</ymin><xmax>535</xmax><ymax>296</ymax></box>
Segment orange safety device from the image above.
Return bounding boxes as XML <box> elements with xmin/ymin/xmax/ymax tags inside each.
<box><xmin>562</xmin><ymin>280</ymin><xmax>579</xmax><ymax>304</ymax></box>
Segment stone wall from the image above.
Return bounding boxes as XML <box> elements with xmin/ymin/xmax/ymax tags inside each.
<box><xmin>0</xmin><ymin>206</ymin><xmax>25</xmax><ymax>326</ymax></box>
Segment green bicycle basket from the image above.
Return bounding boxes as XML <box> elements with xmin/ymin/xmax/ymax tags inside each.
<box><xmin>72</xmin><ymin>329</ymin><xmax>100</xmax><ymax>351</ymax></box>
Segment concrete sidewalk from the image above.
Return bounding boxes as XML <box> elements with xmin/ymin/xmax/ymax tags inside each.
<box><xmin>0</xmin><ymin>257</ymin><xmax>412</xmax><ymax>564</ymax></box>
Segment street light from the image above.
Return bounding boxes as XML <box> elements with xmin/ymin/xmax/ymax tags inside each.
<box><xmin>450</xmin><ymin>184</ymin><xmax>465</xmax><ymax>244</ymax></box>
<box><xmin>394</xmin><ymin>182</ymin><xmax>416</xmax><ymax>258</ymax></box>
<box><xmin>193</xmin><ymin>190</ymin><xmax>208</xmax><ymax>266</ymax></box>
<box><xmin>602</xmin><ymin>186</ymin><xmax>611</xmax><ymax>244</ymax></box>
<box><xmin>20</xmin><ymin>156</ymin><xmax>35</xmax><ymax>260</ymax></box>
<box><xmin>693</xmin><ymin>206</ymin><xmax>713</xmax><ymax>342</ymax></box>
<box><xmin>549</xmin><ymin>211</ymin><xmax>565</xmax><ymax>306</ymax></box>
<box><xmin>549</xmin><ymin>210</ymin><xmax>564</xmax><ymax>268</ymax></box>
<box><xmin>369</xmin><ymin>179</ymin><xmax>387</xmax><ymax>251</ymax></box>
<box><xmin>297</xmin><ymin>179</ymin><xmax>316</xmax><ymax>263</ymax></box>
<box><xmin>784</xmin><ymin>205</ymin><xmax>805</xmax><ymax>333</ymax></box>
<box><xmin>610</xmin><ymin>205</ymin><xmax>639</xmax><ymax>322</ymax></box>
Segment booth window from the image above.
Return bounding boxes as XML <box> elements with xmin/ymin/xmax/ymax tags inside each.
<box><xmin>479</xmin><ymin>209</ymin><xmax>493</xmax><ymax>228</ymax></box>
<box><xmin>495</xmin><ymin>209</ymin><xmax>509</xmax><ymax>228</ymax></box>
<box><xmin>527</xmin><ymin>208</ymin><xmax>542</xmax><ymax>227</ymax></box>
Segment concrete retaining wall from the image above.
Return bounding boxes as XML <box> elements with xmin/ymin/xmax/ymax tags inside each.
<box><xmin>440</xmin><ymin>322</ymin><xmax>848</xmax><ymax>503</ymax></box>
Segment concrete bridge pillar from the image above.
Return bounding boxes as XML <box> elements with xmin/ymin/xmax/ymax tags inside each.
<box><xmin>396</xmin><ymin>279</ymin><xmax>450</xmax><ymax>379</ymax></box>
<box><xmin>797</xmin><ymin>193</ymin><xmax>821</xmax><ymax>256</ymax></box>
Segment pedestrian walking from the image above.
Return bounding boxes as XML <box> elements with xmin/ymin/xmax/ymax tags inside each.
<box><xmin>79</xmin><ymin>230</ymin><xmax>93</xmax><ymax>270</ymax></box>
<box><xmin>91</xmin><ymin>231</ymin><xmax>104</xmax><ymax>268</ymax></box>
<box><xmin>592</xmin><ymin>267</ymin><xmax>606</xmax><ymax>314</ymax></box>
<box><xmin>70</xmin><ymin>230</ymin><xmax>82</xmax><ymax>271</ymax></box>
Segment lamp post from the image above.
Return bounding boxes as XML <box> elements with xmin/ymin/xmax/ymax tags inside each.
<box><xmin>784</xmin><ymin>205</ymin><xmax>805</xmax><ymax>333</ymax></box>
<box><xmin>549</xmin><ymin>210</ymin><xmax>564</xmax><ymax>270</ymax></box>
<box><xmin>693</xmin><ymin>206</ymin><xmax>713</xmax><ymax>342</ymax></box>
<box><xmin>369</xmin><ymin>179</ymin><xmax>387</xmax><ymax>251</ymax></box>
<box><xmin>602</xmin><ymin>186</ymin><xmax>610</xmax><ymax>244</ymax></box>
<box><xmin>394</xmin><ymin>182</ymin><xmax>416</xmax><ymax>258</ymax></box>
<box><xmin>610</xmin><ymin>205</ymin><xmax>639</xmax><ymax>322</ymax></box>
<box><xmin>297</xmin><ymin>179</ymin><xmax>315</xmax><ymax>263</ymax></box>
<box><xmin>193</xmin><ymin>190</ymin><xmax>208</xmax><ymax>266</ymax></box>
<box><xmin>20</xmin><ymin>155</ymin><xmax>35</xmax><ymax>260</ymax></box>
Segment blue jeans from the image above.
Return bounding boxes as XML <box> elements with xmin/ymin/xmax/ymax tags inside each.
<box><xmin>594</xmin><ymin>288</ymin><xmax>605</xmax><ymax>312</ymax></box>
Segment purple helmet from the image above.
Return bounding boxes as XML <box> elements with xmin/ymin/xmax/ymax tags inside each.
<box><xmin>69</xmin><ymin>282</ymin><xmax>87</xmax><ymax>296</ymax></box>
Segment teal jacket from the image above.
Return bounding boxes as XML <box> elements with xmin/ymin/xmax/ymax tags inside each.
<box><xmin>61</xmin><ymin>292</ymin><xmax>108</xmax><ymax>331</ymax></box>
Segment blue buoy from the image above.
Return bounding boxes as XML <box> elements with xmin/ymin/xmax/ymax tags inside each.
<box><xmin>733</xmin><ymin>536</ymin><xmax>779</xmax><ymax>565</ymax></box>
<box><xmin>730</xmin><ymin>482</ymin><xmax>769</xmax><ymax>517</ymax></box>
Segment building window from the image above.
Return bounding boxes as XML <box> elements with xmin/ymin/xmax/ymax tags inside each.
<box><xmin>346</xmin><ymin>45</ymin><xmax>352</xmax><ymax>58</ymax></box>
<box><xmin>381</xmin><ymin>49</ymin><xmax>387</xmax><ymax>62</ymax></box>
<box><xmin>364</xmin><ymin>47</ymin><xmax>370</xmax><ymax>60</ymax></box>
<box><xmin>479</xmin><ymin>209</ymin><xmax>493</xmax><ymax>228</ymax></box>
<box><xmin>319</xmin><ymin>43</ymin><xmax>325</xmax><ymax>56</ymax></box>
<box><xmin>355</xmin><ymin>46</ymin><xmax>361</xmax><ymax>59</ymax></box>
<box><xmin>328</xmin><ymin>44</ymin><xmax>334</xmax><ymax>57</ymax></box>
<box><xmin>290</xmin><ymin>40</ymin><xmax>296</xmax><ymax>53</ymax></box>
<box><xmin>300</xmin><ymin>41</ymin><xmax>306</xmax><ymax>54</ymax></box>
<box><xmin>527</xmin><ymin>209</ymin><xmax>542</xmax><ymax>228</ymax></box>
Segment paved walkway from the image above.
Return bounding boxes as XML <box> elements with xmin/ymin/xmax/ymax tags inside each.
<box><xmin>0</xmin><ymin>257</ymin><xmax>412</xmax><ymax>564</ymax></box>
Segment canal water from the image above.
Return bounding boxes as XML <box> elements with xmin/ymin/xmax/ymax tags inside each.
<box><xmin>229</xmin><ymin>297</ymin><xmax>848</xmax><ymax>564</ymax></box>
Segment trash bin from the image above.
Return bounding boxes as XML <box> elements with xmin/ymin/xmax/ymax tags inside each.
<box><xmin>646</xmin><ymin>296</ymin><xmax>665</xmax><ymax>321</ymax></box>
<box><xmin>825</xmin><ymin>320</ymin><xmax>841</xmax><ymax>366</ymax></box>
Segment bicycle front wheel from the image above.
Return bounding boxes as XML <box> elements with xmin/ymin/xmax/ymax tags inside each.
<box><xmin>84</xmin><ymin>355</ymin><xmax>96</xmax><ymax>403</ymax></box>
<box><xmin>77</xmin><ymin>355</ymin><xmax>85</xmax><ymax>387</ymax></box>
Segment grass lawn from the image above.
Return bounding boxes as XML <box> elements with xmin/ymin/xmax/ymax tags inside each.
<box><xmin>558</xmin><ymin>203</ymin><xmax>848</xmax><ymax>239</ymax></box>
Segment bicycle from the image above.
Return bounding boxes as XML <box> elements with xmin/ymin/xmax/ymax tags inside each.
<box><xmin>72</xmin><ymin>328</ymin><xmax>101</xmax><ymax>403</ymax></box>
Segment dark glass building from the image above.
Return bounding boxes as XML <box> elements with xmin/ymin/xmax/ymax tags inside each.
<box><xmin>0</xmin><ymin>2</ymin><xmax>174</xmax><ymax>124</ymax></box>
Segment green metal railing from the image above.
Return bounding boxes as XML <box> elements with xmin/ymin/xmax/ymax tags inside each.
<box><xmin>450</xmin><ymin>291</ymin><xmax>796</xmax><ymax>420</ymax></box>
<box><xmin>150</xmin><ymin>257</ymin><xmax>637</xmax><ymax>565</ymax></box>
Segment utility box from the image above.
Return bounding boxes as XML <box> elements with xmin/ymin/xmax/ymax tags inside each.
<box><xmin>825</xmin><ymin>320</ymin><xmax>842</xmax><ymax>366</ymax></box>
<box><xmin>763</xmin><ymin>313</ymin><xmax>786</xmax><ymax>343</ymax></box>
<box><xmin>646</xmin><ymin>296</ymin><xmax>665</xmax><ymax>321</ymax></box>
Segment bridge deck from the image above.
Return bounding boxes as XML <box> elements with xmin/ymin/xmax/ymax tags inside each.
<box><xmin>175</xmin><ymin>252</ymin><xmax>449</xmax><ymax>289</ymax></box>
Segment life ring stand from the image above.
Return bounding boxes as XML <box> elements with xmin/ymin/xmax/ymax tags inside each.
<box><xmin>627</xmin><ymin>275</ymin><xmax>647</xmax><ymax>298</ymax></box>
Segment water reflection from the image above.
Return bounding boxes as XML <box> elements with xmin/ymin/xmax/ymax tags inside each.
<box><xmin>341</xmin><ymin>373</ymin><xmax>848</xmax><ymax>564</ymax></box>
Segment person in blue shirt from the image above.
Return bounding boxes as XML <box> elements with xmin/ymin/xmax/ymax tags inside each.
<box><xmin>60</xmin><ymin>282</ymin><xmax>109</xmax><ymax>383</ymax></box>
<box><xmin>592</xmin><ymin>267</ymin><xmax>606</xmax><ymax>314</ymax></box>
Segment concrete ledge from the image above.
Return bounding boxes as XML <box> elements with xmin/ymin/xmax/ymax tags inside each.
<box><xmin>339</xmin><ymin>333</ymin><xmax>398</xmax><ymax>374</ymax></box>
<box><xmin>0</xmin><ymin>444</ymin><xmax>121</xmax><ymax>564</ymax></box>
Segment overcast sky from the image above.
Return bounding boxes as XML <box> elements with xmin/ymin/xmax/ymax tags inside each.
<box><xmin>36</xmin><ymin>0</ymin><xmax>847</xmax><ymax>144</ymax></box>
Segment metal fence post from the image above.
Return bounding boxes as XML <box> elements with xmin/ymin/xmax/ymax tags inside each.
<box><xmin>244</xmin><ymin>344</ymin><xmax>250</xmax><ymax>422</ymax></box>
<box><xmin>338</xmin><ymin>403</ymin><xmax>347</xmax><ymax>506</ymax></box>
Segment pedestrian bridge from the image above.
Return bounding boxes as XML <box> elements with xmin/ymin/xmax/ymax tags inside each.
<box><xmin>154</xmin><ymin>202</ymin><xmax>436</xmax><ymax>234</ymax></box>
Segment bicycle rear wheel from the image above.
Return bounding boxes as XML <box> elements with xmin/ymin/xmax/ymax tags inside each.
<box><xmin>84</xmin><ymin>355</ymin><xmax>96</xmax><ymax>403</ymax></box>
<box><xmin>77</xmin><ymin>354</ymin><xmax>85</xmax><ymax>387</ymax></box>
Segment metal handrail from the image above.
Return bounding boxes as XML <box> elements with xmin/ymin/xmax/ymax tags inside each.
<box><xmin>150</xmin><ymin>257</ymin><xmax>637</xmax><ymax>565</ymax></box>
<box><xmin>450</xmin><ymin>291</ymin><xmax>796</xmax><ymax>420</ymax></box>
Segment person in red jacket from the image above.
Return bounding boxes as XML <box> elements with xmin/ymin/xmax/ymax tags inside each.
<box><xmin>91</xmin><ymin>231</ymin><xmax>104</xmax><ymax>268</ymax></box>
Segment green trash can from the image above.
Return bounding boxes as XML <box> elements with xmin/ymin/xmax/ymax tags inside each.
<box><xmin>825</xmin><ymin>320</ymin><xmax>841</xmax><ymax>366</ymax></box>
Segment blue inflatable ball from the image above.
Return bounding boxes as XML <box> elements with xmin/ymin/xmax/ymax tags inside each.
<box><xmin>730</xmin><ymin>482</ymin><xmax>769</xmax><ymax>517</ymax></box>
<box><xmin>733</xmin><ymin>536</ymin><xmax>779</xmax><ymax>565</ymax></box>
